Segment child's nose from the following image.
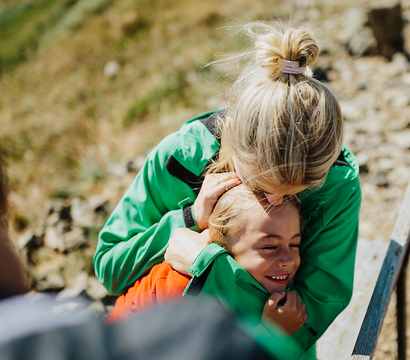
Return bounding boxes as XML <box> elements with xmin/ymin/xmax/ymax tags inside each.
<box><xmin>277</xmin><ymin>249</ymin><xmax>294</xmax><ymax>267</ymax></box>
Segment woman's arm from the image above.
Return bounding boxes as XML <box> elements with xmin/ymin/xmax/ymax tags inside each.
<box><xmin>93</xmin><ymin>111</ymin><xmax>224</xmax><ymax>295</ymax></box>
<box><xmin>93</xmin><ymin>130</ymin><xmax>203</xmax><ymax>295</ymax></box>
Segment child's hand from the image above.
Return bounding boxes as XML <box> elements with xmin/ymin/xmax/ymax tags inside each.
<box><xmin>165</xmin><ymin>229</ymin><xmax>212</xmax><ymax>275</ymax></box>
<box><xmin>193</xmin><ymin>173</ymin><xmax>241</xmax><ymax>231</ymax></box>
<box><xmin>262</xmin><ymin>291</ymin><xmax>308</xmax><ymax>335</ymax></box>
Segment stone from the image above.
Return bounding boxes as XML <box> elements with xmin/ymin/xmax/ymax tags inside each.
<box><xmin>347</xmin><ymin>27</ymin><xmax>377</xmax><ymax>57</ymax></box>
<box><xmin>108</xmin><ymin>163</ymin><xmax>128</xmax><ymax>178</ymax></box>
<box><xmin>45</xmin><ymin>212</ymin><xmax>60</xmax><ymax>227</ymax></box>
<box><xmin>37</xmin><ymin>271</ymin><xmax>65</xmax><ymax>292</ymax></box>
<box><xmin>86</xmin><ymin>276</ymin><xmax>110</xmax><ymax>300</ymax></box>
<box><xmin>71</xmin><ymin>197</ymin><xmax>95</xmax><ymax>228</ymax></box>
<box><xmin>88</xmin><ymin>195</ymin><xmax>109</xmax><ymax>213</ymax></box>
<box><xmin>64</xmin><ymin>227</ymin><xmax>87</xmax><ymax>251</ymax></box>
<box><xmin>18</xmin><ymin>230</ymin><xmax>35</xmax><ymax>249</ymax></box>
<box><xmin>49</xmin><ymin>198</ymin><xmax>65</xmax><ymax>214</ymax></box>
<box><xmin>377</xmin><ymin>158</ymin><xmax>395</xmax><ymax>172</ymax></box>
<box><xmin>355</xmin><ymin>151</ymin><xmax>370</xmax><ymax>173</ymax></box>
<box><xmin>373</xmin><ymin>172</ymin><xmax>390</xmax><ymax>188</ymax></box>
<box><xmin>391</xmin><ymin>52</ymin><xmax>409</xmax><ymax>73</ymax></box>
<box><xmin>388</xmin><ymin>132</ymin><xmax>410</xmax><ymax>150</ymax></box>
<box><xmin>126</xmin><ymin>155</ymin><xmax>146</xmax><ymax>173</ymax></box>
<box><xmin>103</xmin><ymin>60</ymin><xmax>119</xmax><ymax>78</ymax></box>
<box><xmin>44</xmin><ymin>226</ymin><xmax>66</xmax><ymax>252</ymax></box>
<box><xmin>57</xmin><ymin>272</ymin><xmax>89</xmax><ymax>299</ymax></box>
<box><xmin>340</xmin><ymin>101</ymin><xmax>364</xmax><ymax>122</ymax></box>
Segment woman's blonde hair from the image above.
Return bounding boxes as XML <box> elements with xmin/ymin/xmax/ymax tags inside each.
<box><xmin>208</xmin><ymin>184</ymin><xmax>302</xmax><ymax>248</ymax></box>
<box><xmin>207</xmin><ymin>22</ymin><xmax>343</xmax><ymax>189</ymax></box>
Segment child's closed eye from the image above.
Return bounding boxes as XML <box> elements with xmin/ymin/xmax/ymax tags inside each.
<box><xmin>261</xmin><ymin>245</ymin><xmax>278</xmax><ymax>250</ymax></box>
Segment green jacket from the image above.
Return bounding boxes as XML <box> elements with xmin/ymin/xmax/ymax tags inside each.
<box><xmin>94</xmin><ymin>110</ymin><xmax>361</xmax><ymax>356</ymax></box>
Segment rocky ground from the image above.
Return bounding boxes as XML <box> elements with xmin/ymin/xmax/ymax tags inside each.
<box><xmin>11</xmin><ymin>1</ymin><xmax>410</xmax><ymax>359</ymax></box>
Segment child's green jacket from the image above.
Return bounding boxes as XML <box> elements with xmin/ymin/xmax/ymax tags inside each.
<box><xmin>93</xmin><ymin>110</ymin><xmax>361</xmax><ymax>357</ymax></box>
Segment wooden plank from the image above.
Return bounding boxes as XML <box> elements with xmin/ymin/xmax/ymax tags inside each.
<box><xmin>392</xmin><ymin>182</ymin><xmax>410</xmax><ymax>246</ymax></box>
<box><xmin>396</xmin><ymin>250</ymin><xmax>408</xmax><ymax>360</ymax></box>
<box><xmin>316</xmin><ymin>238</ymin><xmax>388</xmax><ymax>360</ymax></box>
<box><xmin>350</xmin><ymin>182</ymin><xmax>410</xmax><ymax>359</ymax></box>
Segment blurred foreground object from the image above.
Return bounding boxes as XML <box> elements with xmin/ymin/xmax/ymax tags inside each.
<box><xmin>0</xmin><ymin>297</ymin><xmax>282</xmax><ymax>360</ymax></box>
<box><xmin>0</xmin><ymin>155</ymin><xmax>27</xmax><ymax>299</ymax></box>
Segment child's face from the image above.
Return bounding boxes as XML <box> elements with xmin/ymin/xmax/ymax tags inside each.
<box><xmin>228</xmin><ymin>202</ymin><xmax>301</xmax><ymax>293</ymax></box>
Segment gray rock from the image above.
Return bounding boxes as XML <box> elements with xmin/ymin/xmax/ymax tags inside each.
<box><xmin>373</xmin><ymin>172</ymin><xmax>390</xmax><ymax>187</ymax></box>
<box><xmin>389</xmin><ymin>132</ymin><xmax>410</xmax><ymax>150</ymax></box>
<box><xmin>355</xmin><ymin>151</ymin><xmax>370</xmax><ymax>174</ymax></box>
<box><xmin>377</xmin><ymin>158</ymin><xmax>395</xmax><ymax>172</ymax></box>
<box><xmin>44</xmin><ymin>226</ymin><xmax>66</xmax><ymax>252</ymax></box>
<box><xmin>57</xmin><ymin>272</ymin><xmax>89</xmax><ymax>299</ymax></box>
<box><xmin>37</xmin><ymin>271</ymin><xmax>66</xmax><ymax>292</ymax></box>
<box><xmin>86</xmin><ymin>276</ymin><xmax>110</xmax><ymax>300</ymax></box>
<box><xmin>347</xmin><ymin>27</ymin><xmax>377</xmax><ymax>57</ymax></box>
<box><xmin>71</xmin><ymin>197</ymin><xmax>95</xmax><ymax>228</ymax></box>
<box><xmin>88</xmin><ymin>195</ymin><xmax>109</xmax><ymax>213</ymax></box>
<box><xmin>64</xmin><ymin>227</ymin><xmax>87</xmax><ymax>251</ymax></box>
<box><xmin>45</xmin><ymin>212</ymin><xmax>60</xmax><ymax>227</ymax></box>
<box><xmin>126</xmin><ymin>155</ymin><xmax>146</xmax><ymax>173</ymax></box>
<box><xmin>103</xmin><ymin>60</ymin><xmax>119</xmax><ymax>78</ymax></box>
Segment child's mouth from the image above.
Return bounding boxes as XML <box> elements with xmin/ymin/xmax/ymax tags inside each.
<box><xmin>267</xmin><ymin>274</ymin><xmax>290</xmax><ymax>284</ymax></box>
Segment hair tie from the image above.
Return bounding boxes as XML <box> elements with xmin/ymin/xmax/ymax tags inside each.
<box><xmin>278</xmin><ymin>59</ymin><xmax>307</xmax><ymax>74</ymax></box>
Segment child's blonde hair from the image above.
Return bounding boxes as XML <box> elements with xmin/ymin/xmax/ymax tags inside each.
<box><xmin>207</xmin><ymin>22</ymin><xmax>343</xmax><ymax>189</ymax></box>
<box><xmin>208</xmin><ymin>184</ymin><xmax>302</xmax><ymax>248</ymax></box>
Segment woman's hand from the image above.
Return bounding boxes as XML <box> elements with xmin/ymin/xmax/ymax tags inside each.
<box><xmin>194</xmin><ymin>172</ymin><xmax>241</xmax><ymax>230</ymax></box>
<box><xmin>165</xmin><ymin>229</ymin><xmax>212</xmax><ymax>275</ymax></box>
<box><xmin>262</xmin><ymin>291</ymin><xmax>308</xmax><ymax>335</ymax></box>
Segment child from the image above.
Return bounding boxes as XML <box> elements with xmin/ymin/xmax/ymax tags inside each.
<box><xmin>107</xmin><ymin>185</ymin><xmax>307</xmax><ymax>335</ymax></box>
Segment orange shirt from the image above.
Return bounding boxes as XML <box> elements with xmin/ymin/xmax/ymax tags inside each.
<box><xmin>107</xmin><ymin>261</ymin><xmax>191</xmax><ymax>324</ymax></box>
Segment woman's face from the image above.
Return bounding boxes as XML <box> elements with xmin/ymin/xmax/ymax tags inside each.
<box><xmin>232</xmin><ymin>156</ymin><xmax>307</xmax><ymax>205</ymax></box>
<box><xmin>227</xmin><ymin>201</ymin><xmax>301</xmax><ymax>293</ymax></box>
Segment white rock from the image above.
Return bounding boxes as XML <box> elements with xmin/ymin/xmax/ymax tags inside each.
<box><xmin>44</xmin><ymin>226</ymin><xmax>66</xmax><ymax>252</ymax></box>
<box><xmin>86</xmin><ymin>276</ymin><xmax>109</xmax><ymax>300</ymax></box>
<box><xmin>103</xmin><ymin>60</ymin><xmax>119</xmax><ymax>78</ymax></box>
<box><xmin>57</xmin><ymin>272</ymin><xmax>89</xmax><ymax>299</ymax></box>
<box><xmin>64</xmin><ymin>227</ymin><xmax>87</xmax><ymax>251</ymax></box>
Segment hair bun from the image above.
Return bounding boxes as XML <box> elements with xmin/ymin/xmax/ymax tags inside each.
<box><xmin>255</xmin><ymin>28</ymin><xmax>319</xmax><ymax>74</ymax></box>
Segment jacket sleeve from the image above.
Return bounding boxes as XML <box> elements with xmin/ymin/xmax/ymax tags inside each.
<box><xmin>93</xmin><ymin>134</ymin><xmax>198</xmax><ymax>295</ymax></box>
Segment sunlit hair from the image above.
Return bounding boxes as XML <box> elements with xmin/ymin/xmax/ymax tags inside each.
<box><xmin>208</xmin><ymin>184</ymin><xmax>302</xmax><ymax>249</ymax></box>
<box><xmin>206</xmin><ymin>22</ymin><xmax>343</xmax><ymax>189</ymax></box>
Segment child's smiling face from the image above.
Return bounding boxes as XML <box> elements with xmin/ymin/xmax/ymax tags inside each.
<box><xmin>227</xmin><ymin>200</ymin><xmax>301</xmax><ymax>293</ymax></box>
